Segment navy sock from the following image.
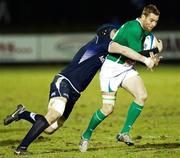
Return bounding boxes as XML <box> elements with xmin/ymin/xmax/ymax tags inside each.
<box><xmin>19</xmin><ymin>111</ymin><xmax>43</xmax><ymax>124</ymax></box>
<box><xmin>18</xmin><ymin>116</ymin><xmax>49</xmax><ymax>149</ymax></box>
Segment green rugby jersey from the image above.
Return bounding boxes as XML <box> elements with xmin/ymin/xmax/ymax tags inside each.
<box><xmin>107</xmin><ymin>19</ymin><xmax>150</xmax><ymax>63</ymax></box>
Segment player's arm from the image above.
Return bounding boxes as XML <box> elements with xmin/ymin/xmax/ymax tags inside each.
<box><xmin>109</xmin><ymin>26</ymin><xmax>152</xmax><ymax>66</ymax></box>
<box><xmin>139</xmin><ymin>48</ymin><xmax>159</xmax><ymax>57</ymax></box>
<box><xmin>108</xmin><ymin>41</ymin><xmax>154</xmax><ymax>68</ymax></box>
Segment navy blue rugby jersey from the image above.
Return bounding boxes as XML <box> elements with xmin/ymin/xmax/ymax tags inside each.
<box><xmin>60</xmin><ymin>35</ymin><xmax>111</xmax><ymax>92</ymax></box>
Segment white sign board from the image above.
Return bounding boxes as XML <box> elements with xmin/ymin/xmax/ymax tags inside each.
<box><xmin>40</xmin><ymin>33</ymin><xmax>93</xmax><ymax>62</ymax></box>
<box><xmin>0</xmin><ymin>35</ymin><xmax>38</xmax><ymax>63</ymax></box>
<box><xmin>0</xmin><ymin>31</ymin><xmax>180</xmax><ymax>63</ymax></box>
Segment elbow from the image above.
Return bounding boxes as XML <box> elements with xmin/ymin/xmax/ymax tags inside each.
<box><xmin>108</xmin><ymin>43</ymin><xmax>112</xmax><ymax>53</ymax></box>
<box><xmin>108</xmin><ymin>41</ymin><xmax>115</xmax><ymax>53</ymax></box>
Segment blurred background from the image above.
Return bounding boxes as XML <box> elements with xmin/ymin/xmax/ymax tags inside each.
<box><xmin>0</xmin><ymin>0</ymin><xmax>180</xmax><ymax>64</ymax></box>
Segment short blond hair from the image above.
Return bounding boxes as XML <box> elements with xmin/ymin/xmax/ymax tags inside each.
<box><xmin>142</xmin><ymin>4</ymin><xmax>160</xmax><ymax>17</ymax></box>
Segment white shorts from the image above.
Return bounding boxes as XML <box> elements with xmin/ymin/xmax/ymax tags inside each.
<box><xmin>100</xmin><ymin>59</ymin><xmax>138</xmax><ymax>92</ymax></box>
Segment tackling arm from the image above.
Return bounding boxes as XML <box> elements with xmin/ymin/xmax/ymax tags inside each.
<box><xmin>139</xmin><ymin>48</ymin><xmax>159</xmax><ymax>57</ymax></box>
<box><xmin>108</xmin><ymin>41</ymin><xmax>155</xmax><ymax>69</ymax></box>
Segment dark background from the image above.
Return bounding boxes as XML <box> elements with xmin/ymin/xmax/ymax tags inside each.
<box><xmin>0</xmin><ymin>0</ymin><xmax>179</xmax><ymax>33</ymax></box>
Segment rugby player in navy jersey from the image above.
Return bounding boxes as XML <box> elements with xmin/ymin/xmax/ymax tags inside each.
<box><xmin>3</xmin><ymin>23</ymin><xmax>158</xmax><ymax>155</ymax></box>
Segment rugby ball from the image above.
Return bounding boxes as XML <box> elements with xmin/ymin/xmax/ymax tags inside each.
<box><xmin>143</xmin><ymin>34</ymin><xmax>156</xmax><ymax>50</ymax></box>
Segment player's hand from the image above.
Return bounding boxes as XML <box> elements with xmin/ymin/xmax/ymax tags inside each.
<box><xmin>155</xmin><ymin>38</ymin><xmax>163</xmax><ymax>53</ymax></box>
<box><xmin>149</xmin><ymin>52</ymin><xmax>163</xmax><ymax>68</ymax></box>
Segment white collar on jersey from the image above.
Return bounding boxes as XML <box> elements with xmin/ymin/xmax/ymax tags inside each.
<box><xmin>136</xmin><ymin>18</ymin><xmax>144</xmax><ymax>30</ymax></box>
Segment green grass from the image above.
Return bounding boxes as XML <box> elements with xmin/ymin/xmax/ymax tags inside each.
<box><xmin>0</xmin><ymin>64</ymin><xmax>180</xmax><ymax>158</ymax></box>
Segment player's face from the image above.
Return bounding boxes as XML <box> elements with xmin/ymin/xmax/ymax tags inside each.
<box><xmin>142</xmin><ymin>13</ymin><xmax>159</xmax><ymax>32</ymax></box>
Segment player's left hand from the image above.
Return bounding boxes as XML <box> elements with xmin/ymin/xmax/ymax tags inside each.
<box><xmin>155</xmin><ymin>38</ymin><xmax>163</xmax><ymax>53</ymax></box>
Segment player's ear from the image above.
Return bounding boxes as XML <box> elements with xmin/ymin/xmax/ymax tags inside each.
<box><xmin>141</xmin><ymin>14</ymin><xmax>146</xmax><ymax>20</ymax></box>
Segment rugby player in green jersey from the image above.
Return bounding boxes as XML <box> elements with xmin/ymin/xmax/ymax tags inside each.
<box><xmin>80</xmin><ymin>4</ymin><xmax>163</xmax><ymax>152</ymax></box>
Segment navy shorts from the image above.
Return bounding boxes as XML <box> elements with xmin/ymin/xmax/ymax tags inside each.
<box><xmin>49</xmin><ymin>74</ymin><xmax>80</xmax><ymax>119</ymax></box>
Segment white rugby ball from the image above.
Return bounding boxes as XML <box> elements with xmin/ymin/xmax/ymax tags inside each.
<box><xmin>143</xmin><ymin>34</ymin><xmax>156</xmax><ymax>50</ymax></box>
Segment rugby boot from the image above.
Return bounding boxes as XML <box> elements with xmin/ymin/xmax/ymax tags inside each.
<box><xmin>14</xmin><ymin>146</ymin><xmax>30</xmax><ymax>155</ymax></box>
<box><xmin>116</xmin><ymin>133</ymin><xmax>134</xmax><ymax>146</ymax></box>
<box><xmin>4</xmin><ymin>104</ymin><xmax>25</xmax><ymax>125</ymax></box>
<box><xmin>79</xmin><ymin>137</ymin><xmax>89</xmax><ymax>152</ymax></box>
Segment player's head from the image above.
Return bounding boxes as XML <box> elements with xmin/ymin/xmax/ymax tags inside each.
<box><xmin>140</xmin><ymin>4</ymin><xmax>160</xmax><ymax>32</ymax></box>
<box><xmin>96</xmin><ymin>23</ymin><xmax>119</xmax><ymax>39</ymax></box>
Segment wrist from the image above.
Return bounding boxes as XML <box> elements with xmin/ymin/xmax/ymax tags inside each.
<box><xmin>144</xmin><ymin>57</ymin><xmax>151</xmax><ymax>66</ymax></box>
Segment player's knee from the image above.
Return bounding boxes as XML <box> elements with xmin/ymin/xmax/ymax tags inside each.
<box><xmin>101</xmin><ymin>94</ymin><xmax>115</xmax><ymax>115</ymax></box>
<box><xmin>44</xmin><ymin>127</ymin><xmax>56</xmax><ymax>135</ymax></box>
<box><xmin>140</xmin><ymin>92</ymin><xmax>148</xmax><ymax>102</ymax></box>
<box><xmin>136</xmin><ymin>92</ymin><xmax>148</xmax><ymax>104</ymax></box>
<box><xmin>101</xmin><ymin>104</ymin><xmax>114</xmax><ymax>115</ymax></box>
<box><xmin>44</xmin><ymin>117</ymin><xmax>65</xmax><ymax>134</ymax></box>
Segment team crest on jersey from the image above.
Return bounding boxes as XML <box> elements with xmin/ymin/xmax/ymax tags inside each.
<box><xmin>99</xmin><ymin>55</ymin><xmax>105</xmax><ymax>63</ymax></box>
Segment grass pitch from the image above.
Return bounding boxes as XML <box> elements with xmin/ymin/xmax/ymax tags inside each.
<box><xmin>0</xmin><ymin>64</ymin><xmax>180</xmax><ymax>158</ymax></box>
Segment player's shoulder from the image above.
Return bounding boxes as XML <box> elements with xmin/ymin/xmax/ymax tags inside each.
<box><xmin>124</xmin><ymin>19</ymin><xmax>139</xmax><ymax>27</ymax></box>
<box><xmin>123</xmin><ymin>19</ymin><xmax>142</xmax><ymax>34</ymax></box>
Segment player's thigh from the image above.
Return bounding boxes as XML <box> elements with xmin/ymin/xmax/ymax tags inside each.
<box><xmin>45</xmin><ymin>97</ymin><xmax>67</xmax><ymax>124</ymax></box>
<box><xmin>48</xmin><ymin>96</ymin><xmax>67</xmax><ymax>113</ymax></box>
<box><xmin>122</xmin><ymin>75</ymin><xmax>147</xmax><ymax>98</ymax></box>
